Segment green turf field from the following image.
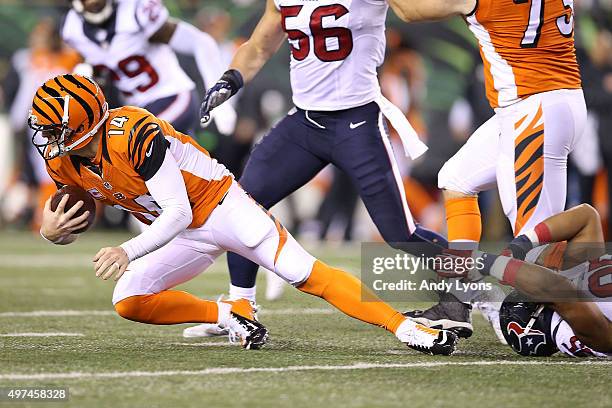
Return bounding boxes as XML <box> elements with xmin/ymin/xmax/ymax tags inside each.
<box><xmin>0</xmin><ymin>231</ymin><xmax>610</xmax><ymax>408</ymax></box>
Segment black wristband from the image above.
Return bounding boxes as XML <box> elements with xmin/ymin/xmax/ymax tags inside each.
<box><xmin>508</xmin><ymin>235</ymin><xmax>533</xmax><ymax>261</ymax></box>
<box><xmin>221</xmin><ymin>69</ymin><xmax>244</xmax><ymax>96</ymax></box>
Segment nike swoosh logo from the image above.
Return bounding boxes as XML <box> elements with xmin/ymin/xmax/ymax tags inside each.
<box><xmin>349</xmin><ymin>121</ymin><xmax>366</xmax><ymax>129</ymax></box>
<box><xmin>145</xmin><ymin>143</ymin><xmax>154</xmax><ymax>158</ymax></box>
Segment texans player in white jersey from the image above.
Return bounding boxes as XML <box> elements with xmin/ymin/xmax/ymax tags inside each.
<box><xmin>434</xmin><ymin>204</ymin><xmax>611</xmax><ymax>357</ymax></box>
<box><xmin>188</xmin><ymin>0</ymin><xmax>477</xmax><ymax>337</ymax></box>
<box><xmin>62</xmin><ymin>0</ymin><xmax>236</xmax><ymax>135</ymax></box>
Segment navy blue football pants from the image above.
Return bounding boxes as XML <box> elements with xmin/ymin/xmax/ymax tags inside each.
<box><xmin>228</xmin><ymin>102</ymin><xmax>447</xmax><ymax>288</ymax></box>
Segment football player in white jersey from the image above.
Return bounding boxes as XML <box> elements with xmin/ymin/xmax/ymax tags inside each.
<box><xmin>62</xmin><ymin>0</ymin><xmax>236</xmax><ymax>135</ymax></box>
<box><xmin>189</xmin><ymin>0</ymin><xmax>476</xmax><ymax>337</ymax></box>
<box><xmin>434</xmin><ymin>204</ymin><xmax>611</xmax><ymax>357</ymax></box>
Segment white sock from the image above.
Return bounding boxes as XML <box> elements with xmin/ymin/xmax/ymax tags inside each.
<box><xmin>217</xmin><ymin>301</ymin><xmax>232</xmax><ymax>327</ymax></box>
<box><xmin>229</xmin><ymin>284</ymin><xmax>257</xmax><ymax>302</ymax></box>
<box><xmin>524</xmin><ymin>229</ymin><xmax>540</xmax><ymax>245</ymax></box>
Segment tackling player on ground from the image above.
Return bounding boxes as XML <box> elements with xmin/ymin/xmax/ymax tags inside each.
<box><xmin>30</xmin><ymin>74</ymin><xmax>457</xmax><ymax>355</ymax></box>
<box><xmin>62</xmin><ymin>0</ymin><xmax>236</xmax><ymax>135</ymax></box>
<box><xmin>435</xmin><ymin>204</ymin><xmax>611</xmax><ymax>357</ymax></box>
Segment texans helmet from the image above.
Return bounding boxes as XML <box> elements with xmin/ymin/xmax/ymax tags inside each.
<box><xmin>71</xmin><ymin>0</ymin><xmax>115</xmax><ymax>25</ymax></box>
<box><xmin>499</xmin><ymin>290</ymin><xmax>558</xmax><ymax>357</ymax></box>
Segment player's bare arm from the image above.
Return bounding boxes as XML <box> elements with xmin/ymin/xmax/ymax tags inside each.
<box><xmin>229</xmin><ymin>0</ymin><xmax>286</xmax><ymax>83</ymax></box>
<box><xmin>510</xmin><ymin>204</ymin><xmax>605</xmax><ymax>268</ymax></box>
<box><xmin>199</xmin><ymin>0</ymin><xmax>285</xmax><ymax>124</ymax></box>
<box><xmin>40</xmin><ymin>194</ymin><xmax>89</xmax><ymax>245</ymax></box>
<box><xmin>388</xmin><ymin>0</ymin><xmax>476</xmax><ymax>22</ymax></box>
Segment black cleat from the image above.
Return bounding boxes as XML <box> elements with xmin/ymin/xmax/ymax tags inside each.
<box><xmin>403</xmin><ymin>292</ymin><xmax>473</xmax><ymax>338</ymax></box>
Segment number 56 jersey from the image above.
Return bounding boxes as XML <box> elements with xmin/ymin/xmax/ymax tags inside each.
<box><xmin>275</xmin><ymin>0</ymin><xmax>388</xmax><ymax>111</ymax></box>
<box><xmin>62</xmin><ymin>0</ymin><xmax>194</xmax><ymax>107</ymax></box>
<box><xmin>46</xmin><ymin>106</ymin><xmax>232</xmax><ymax>227</ymax></box>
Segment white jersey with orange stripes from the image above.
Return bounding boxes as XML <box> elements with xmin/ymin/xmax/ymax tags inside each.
<box><xmin>62</xmin><ymin>0</ymin><xmax>194</xmax><ymax>107</ymax></box>
<box><xmin>466</xmin><ymin>0</ymin><xmax>582</xmax><ymax>108</ymax></box>
<box><xmin>46</xmin><ymin>106</ymin><xmax>232</xmax><ymax>228</ymax></box>
<box><xmin>274</xmin><ymin>0</ymin><xmax>387</xmax><ymax>111</ymax></box>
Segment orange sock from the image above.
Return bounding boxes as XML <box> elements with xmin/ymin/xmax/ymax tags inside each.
<box><xmin>114</xmin><ymin>290</ymin><xmax>218</xmax><ymax>325</ymax></box>
<box><xmin>445</xmin><ymin>196</ymin><xmax>482</xmax><ymax>244</ymax></box>
<box><xmin>298</xmin><ymin>260</ymin><xmax>405</xmax><ymax>334</ymax></box>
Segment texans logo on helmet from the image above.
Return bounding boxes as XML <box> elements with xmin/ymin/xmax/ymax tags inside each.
<box><xmin>506</xmin><ymin>321</ymin><xmax>549</xmax><ymax>356</ymax></box>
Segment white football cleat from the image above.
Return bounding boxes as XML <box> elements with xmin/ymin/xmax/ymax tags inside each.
<box><xmin>183</xmin><ymin>323</ymin><xmax>229</xmax><ymax>338</ymax></box>
<box><xmin>395</xmin><ymin>319</ymin><xmax>458</xmax><ymax>356</ymax></box>
<box><xmin>220</xmin><ymin>298</ymin><xmax>268</xmax><ymax>349</ymax></box>
<box><xmin>265</xmin><ymin>269</ymin><xmax>286</xmax><ymax>301</ymax></box>
<box><xmin>473</xmin><ymin>285</ymin><xmax>508</xmax><ymax>345</ymax></box>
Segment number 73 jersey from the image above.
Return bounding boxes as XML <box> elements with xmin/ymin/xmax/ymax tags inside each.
<box><xmin>276</xmin><ymin>0</ymin><xmax>388</xmax><ymax>111</ymax></box>
<box><xmin>467</xmin><ymin>0</ymin><xmax>581</xmax><ymax>109</ymax></box>
<box><xmin>45</xmin><ymin>106</ymin><xmax>232</xmax><ymax>228</ymax></box>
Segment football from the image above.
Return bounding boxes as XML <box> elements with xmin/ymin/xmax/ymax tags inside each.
<box><xmin>50</xmin><ymin>185</ymin><xmax>96</xmax><ymax>234</ymax></box>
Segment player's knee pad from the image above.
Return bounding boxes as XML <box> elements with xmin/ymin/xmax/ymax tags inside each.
<box><xmin>114</xmin><ymin>295</ymin><xmax>150</xmax><ymax>322</ymax></box>
<box><xmin>438</xmin><ymin>160</ymin><xmax>478</xmax><ymax>195</ymax></box>
<box><xmin>274</xmin><ymin>234</ymin><xmax>316</xmax><ymax>286</ymax></box>
<box><xmin>297</xmin><ymin>260</ymin><xmax>336</xmax><ymax>297</ymax></box>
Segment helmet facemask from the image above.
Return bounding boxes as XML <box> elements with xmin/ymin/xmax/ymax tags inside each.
<box><xmin>29</xmin><ymin>95</ymin><xmax>75</xmax><ymax>160</ymax></box>
<box><xmin>29</xmin><ymin>93</ymin><xmax>109</xmax><ymax>161</ymax></box>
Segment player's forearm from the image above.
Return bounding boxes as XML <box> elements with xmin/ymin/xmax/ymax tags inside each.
<box><xmin>388</xmin><ymin>0</ymin><xmax>475</xmax><ymax>22</ymax></box>
<box><xmin>509</xmin><ymin>204</ymin><xmax>605</xmax><ymax>261</ymax></box>
<box><xmin>553</xmin><ymin>302</ymin><xmax>612</xmax><ymax>353</ymax></box>
<box><xmin>229</xmin><ymin>1</ymin><xmax>285</xmax><ymax>84</ymax></box>
<box><xmin>478</xmin><ymin>253</ymin><xmax>579</xmax><ymax>302</ymax></box>
<box><xmin>538</xmin><ymin>204</ymin><xmax>604</xmax><ymax>244</ymax></box>
<box><xmin>120</xmin><ymin>151</ymin><xmax>193</xmax><ymax>261</ymax></box>
<box><xmin>230</xmin><ymin>36</ymin><xmax>283</xmax><ymax>84</ymax></box>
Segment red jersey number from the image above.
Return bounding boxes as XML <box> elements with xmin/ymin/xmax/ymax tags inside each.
<box><xmin>587</xmin><ymin>258</ymin><xmax>612</xmax><ymax>298</ymax></box>
<box><xmin>280</xmin><ymin>4</ymin><xmax>353</xmax><ymax>62</ymax></box>
<box><xmin>94</xmin><ymin>55</ymin><xmax>159</xmax><ymax>95</ymax></box>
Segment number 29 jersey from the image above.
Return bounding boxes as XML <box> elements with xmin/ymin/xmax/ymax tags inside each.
<box><xmin>275</xmin><ymin>0</ymin><xmax>388</xmax><ymax>111</ymax></box>
<box><xmin>62</xmin><ymin>0</ymin><xmax>194</xmax><ymax>107</ymax></box>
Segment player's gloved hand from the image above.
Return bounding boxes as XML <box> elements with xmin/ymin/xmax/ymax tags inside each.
<box><xmin>40</xmin><ymin>195</ymin><xmax>90</xmax><ymax>243</ymax></box>
<box><xmin>93</xmin><ymin>247</ymin><xmax>129</xmax><ymax>281</ymax></box>
<box><xmin>433</xmin><ymin>249</ymin><xmax>475</xmax><ymax>279</ymax></box>
<box><xmin>200</xmin><ymin>69</ymin><xmax>244</xmax><ymax>128</ymax></box>
<box><xmin>507</xmin><ymin>235</ymin><xmax>533</xmax><ymax>260</ymax></box>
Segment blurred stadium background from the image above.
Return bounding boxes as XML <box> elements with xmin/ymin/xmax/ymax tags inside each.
<box><xmin>0</xmin><ymin>0</ymin><xmax>611</xmax><ymax>243</ymax></box>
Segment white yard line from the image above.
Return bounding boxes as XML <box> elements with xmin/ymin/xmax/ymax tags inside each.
<box><xmin>0</xmin><ymin>332</ymin><xmax>83</xmax><ymax>337</ymax></box>
<box><xmin>170</xmin><ymin>342</ymin><xmax>237</xmax><ymax>347</ymax></box>
<box><xmin>0</xmin><ymin>360</ymin><xmax>609</xmax><ymax>381</ymax></box>
<box><xmin>0</xmin><ymin>308</ymin><xmax>334</xmax><ymax>318</ymax></box>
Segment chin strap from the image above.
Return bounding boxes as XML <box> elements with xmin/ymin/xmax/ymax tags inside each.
<box><xmin>64</xmin><ymin>103</ymin><xmax>109</xmax><ymax>154</ymax></box>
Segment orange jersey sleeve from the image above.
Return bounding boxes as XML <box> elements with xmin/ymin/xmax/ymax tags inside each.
<box><xmin>466</xmin><ymin>0</ymin><xmax>581</xmax><ymax>108</ymax></box>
